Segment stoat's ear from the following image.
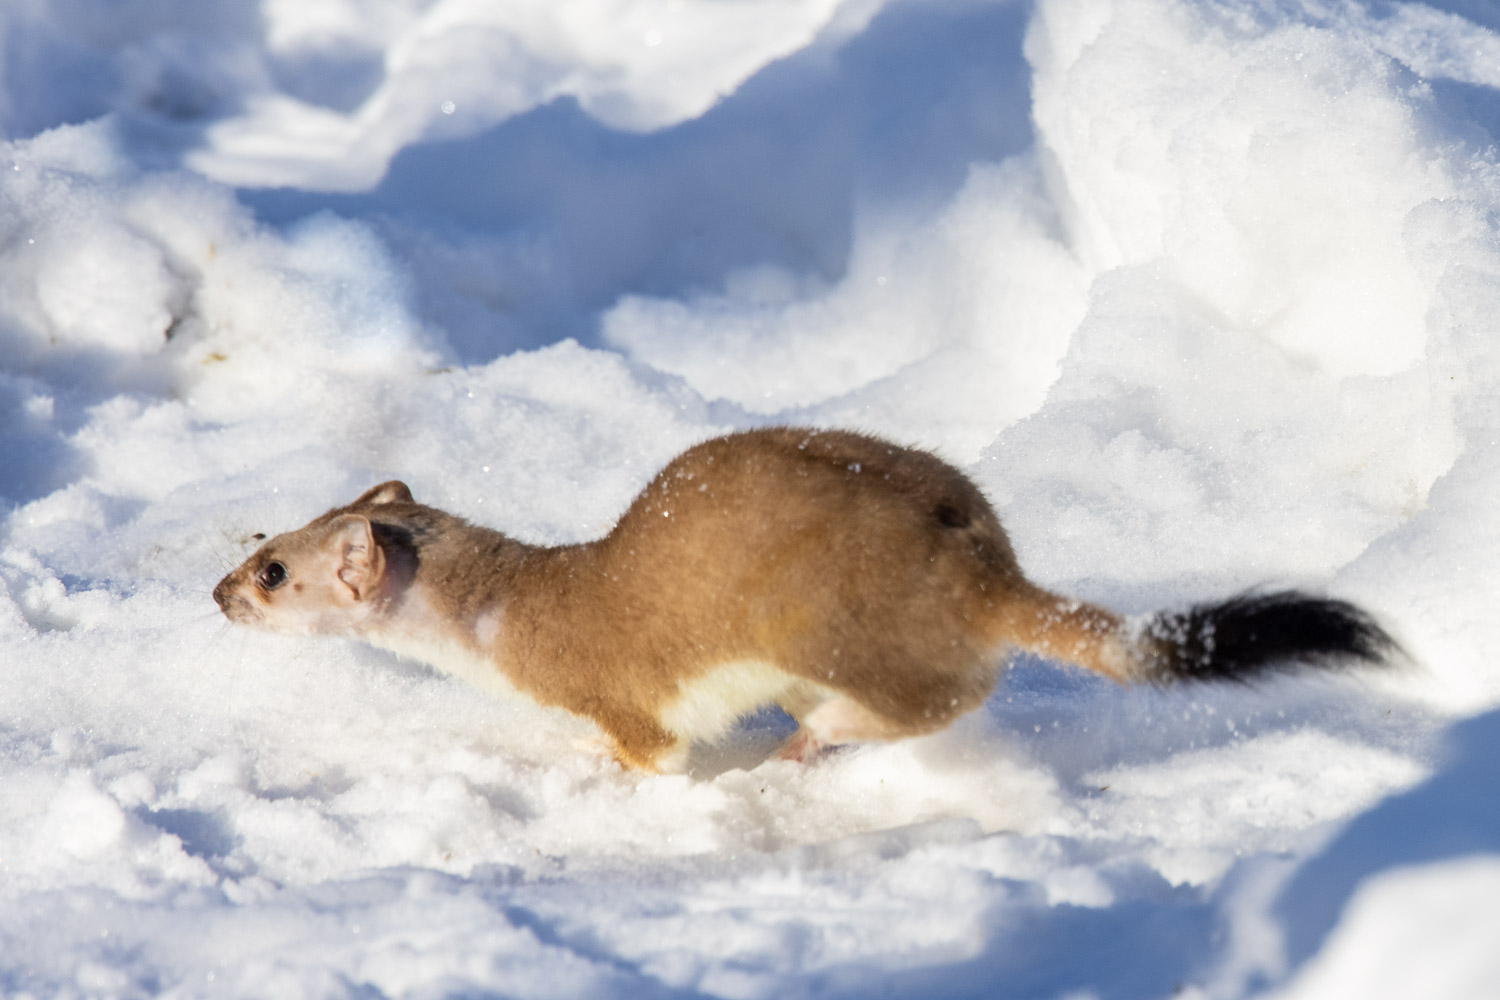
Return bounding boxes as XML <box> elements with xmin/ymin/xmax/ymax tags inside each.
<box><xmin>328</xmin><ymin>514</ymin><xmax>385</xmax><ymax>601</ymax></box>
<box><xmin>352</xmin><ymin>480</ymin><xmax>413</xmax><ymax>506</ymax></box>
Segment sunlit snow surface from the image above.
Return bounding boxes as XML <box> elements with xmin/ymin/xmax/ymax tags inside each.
<box><xmin>2</xmin><ymin>0</ymin><xmax>1499</xmax><ymax>996</ymax></box>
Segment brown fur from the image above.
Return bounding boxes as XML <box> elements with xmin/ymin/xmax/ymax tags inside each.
<box><xmin>213</xmin><ymin>427</ymin><xmax>1382</xmax><ymax>771</ymax></box>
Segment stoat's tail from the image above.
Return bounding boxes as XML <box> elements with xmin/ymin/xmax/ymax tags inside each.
<box><xmin>1008</xmin><ymin>588</ymin><xmax>1398</xmax><ymax>685</ymax></box>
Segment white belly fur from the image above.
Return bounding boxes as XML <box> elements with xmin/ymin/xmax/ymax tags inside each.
<box><xmin>658</xmin><ymin>660</ymin><xmax>833</xmax><ymax>744</ymax></box>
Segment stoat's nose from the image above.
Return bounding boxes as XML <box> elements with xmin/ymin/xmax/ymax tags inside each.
<box><xmin>212</xmin><ymin>577</ymin><xmax>233</xmax><ymax>615</ymax></box>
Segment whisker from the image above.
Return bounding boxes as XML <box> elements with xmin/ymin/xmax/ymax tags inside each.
<box><xmin>209</xmin><ymin>528</ymin><xmax>257</xmax><ymax>573</ymax></box>
<box><xmin>178</xmin><ymin>606</ymin><xmax>230</xmax><ymax>628</ymax></box>
<box><xmin>215</xmin><ymin>623</ymin><xmax>250</xmax><ymax>734</ymax></box>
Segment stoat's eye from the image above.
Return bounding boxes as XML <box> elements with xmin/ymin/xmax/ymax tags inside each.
<box><xmin>258</xmin><ymin>561</ymin><xmax>288</xmax><ymax>591</ymax></box>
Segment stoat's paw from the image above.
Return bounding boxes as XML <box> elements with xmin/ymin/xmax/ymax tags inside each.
<box><xmin>773</xmin><ymin>727</ymin><xmax>823</xmax><ymax>763</ymax></box>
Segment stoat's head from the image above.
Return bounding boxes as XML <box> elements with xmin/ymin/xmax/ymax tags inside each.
<box><xmin>213</xmin><ymin>481</ymin><xmax>414</xmax><ymax>636</ymax></box>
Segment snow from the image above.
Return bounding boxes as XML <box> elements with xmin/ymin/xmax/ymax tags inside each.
<box><xmin>1</xmin><ymin>0</ymin><xmax>1497</xmax><ymax>996</ymax></box>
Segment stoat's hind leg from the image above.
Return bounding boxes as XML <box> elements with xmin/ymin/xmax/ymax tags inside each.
<box><xmin>773</xmin><ymin>695</ymin><xmax>911</xmax><ymax>763</ymax></box>
<box><xmin>774</xmin><ymin>727</ymin><xmax>822</xmax><ymax>762</ymax></box>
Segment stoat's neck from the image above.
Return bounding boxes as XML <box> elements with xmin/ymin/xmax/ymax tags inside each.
<box><xmin>360</xmin><ymin>514</ymin><xmax>582</xmax><ymax>701</ymax></box>
<box><xmin>362</xmin><ymin>581</ymin><xmax>528</xmax><ymax>700</ymax></box>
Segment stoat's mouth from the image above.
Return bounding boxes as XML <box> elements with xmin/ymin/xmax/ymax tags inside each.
<box><xmin>212</xmin><ymin>579</ymin><xmax>261</xmax><ymax>625</ymax></box>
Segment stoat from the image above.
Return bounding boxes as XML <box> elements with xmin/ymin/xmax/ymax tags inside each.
<box><xmin>213</xmin><ymin>428</ymin><xmax>1395</xmax><ymax>771</ymax></box>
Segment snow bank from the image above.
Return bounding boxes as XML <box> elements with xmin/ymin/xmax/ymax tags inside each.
<box><xmin>1207</xmin><ymin>706</ymin><xmax>1500</xmax><ymax>999</ymax></box>
<box><xmin>991</xmin><ymin>0</ymin><xmax>1478</xmax><ymax>600</ymax></box>
<box><xmin>1</xmin><ymin>0</ymin><xmax>884</xmax><ymax>191</ymax></box>
<box><xmin>2</xmin><ymin>0</ymin><xmax>1499</xmax><ymax>996</ymax></box>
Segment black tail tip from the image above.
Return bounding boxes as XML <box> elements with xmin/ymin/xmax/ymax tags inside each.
<box><xmin>1147</xmin><ymin>590</ymin><xmax>1400</xmax><ymax>685</ymax></box>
